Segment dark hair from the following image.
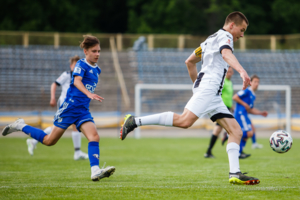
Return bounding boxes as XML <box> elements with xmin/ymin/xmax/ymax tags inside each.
<box><xmin>80</xmin><ymin>35</ymin><xmax>100</xmax><ymax>49</ymax></box>
<box><xmin>250</xmin><ymin>74</ymin><xmax>260</xmax><ymax>81</ymax></box>
<box><xmin>69</xmin><ymin>55</ymin><xmax>80</xmax><ymax>64</ymax></box>
<box><xmin>225</xmin><ymin>11</ymin><xmax>249</xmax><ymax>26</ymax></box>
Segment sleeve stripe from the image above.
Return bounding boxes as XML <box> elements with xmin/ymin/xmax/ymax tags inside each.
<box><xmin>55</xmin><ymin>81</ymin><xmax>61</xmax><ymax>86</ymax></box>
<box><xmin>194</xmin><ymin>46</ymin><xmax>202</xmax><ymax>58</ymax></box>
<box><xmin>219</xmin><ymin>45</ymin><xmax>232</xmax><ymax>54</ymax></box>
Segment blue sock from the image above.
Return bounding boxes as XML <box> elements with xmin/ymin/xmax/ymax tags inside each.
<box><xmin>22</xmin><ymin>125</ymin><xmax>47</xmax><ymax>144</ymax></box>
<box><xmin>252</xmin><ymin>133</ymin><xmax>256</xmax><ymax>143</ymax></box>
<box><xmin>240</xmin><ymin>139</ymin><xmax>246</xmax><ymax>154</ymax></box>
<box><xmin>88</xmin><ymin>141</ymin><xmax>100</xmax><ymax>167</ymax></box>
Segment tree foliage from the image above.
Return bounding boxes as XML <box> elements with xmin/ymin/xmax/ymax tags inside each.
<box><xmin>0</xmin><ymin>0</ymin><xmax>299</xmax><ymax>35</ymax></box>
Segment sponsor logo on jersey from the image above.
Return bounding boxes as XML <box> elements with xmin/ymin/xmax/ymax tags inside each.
<box><xmin>85</xmin><ymin>84</ymin><xmax>95</xmax><ymax>93</ymax></box>
<box><xmin>74</xmin><ymin>67</ymin><xmax>81</xmax><ymax>74</ymax></box>
<box><xmin>89</xmin><ymin>69</ymin><xmax>93</xmax><ymax>74</ymax></box>
<box><xmin>93</xmin><ymin>154</ymin><xmax>99</xmax><ymax>159</ymax></box>
<box><xmin>226</xmin><ymin>39</ymin><xmax>231</xmax><ymax>44</ymax></box>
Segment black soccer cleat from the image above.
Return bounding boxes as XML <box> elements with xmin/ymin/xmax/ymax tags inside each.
<box><xmin>229</xmin><ymin>172</ymin><xmax>260</xmax><ymax>185</ymax></box>
<box><xmin>204</xmin><ymin>153</ymin><xmax>215</xmax><ymax>158</ymax></box>
<box><xmin>221</xmin><ymin>132</ymin><xmax>228</xmax><ymax>146</ymax></box>
<box><xmin>239</xmin><ymin>152</ymin><xmax>251</xmax><ymax>159</ymax></box>
<box><xmin>120</xmin><ymin>114</ymin><xmax>137</xmax><ymax>140</ymax></box>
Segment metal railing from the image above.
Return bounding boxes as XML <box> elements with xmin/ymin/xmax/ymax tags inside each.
<box><xmin>1</xmin><ymin>31</ymin><xmax>300</xmax><ymax>50</ymax></box>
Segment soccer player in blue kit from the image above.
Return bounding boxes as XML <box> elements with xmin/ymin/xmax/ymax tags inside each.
<box><xmin>1</xmin><ymin>35</ymin><xmax>115</xmax><ymax>181</ymax></box>
<box><xmin>233</xmin><ymin>75</ymin><xmax>268</xmax><ymax>158</ymax></box>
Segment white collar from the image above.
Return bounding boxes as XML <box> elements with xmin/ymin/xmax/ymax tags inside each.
<box><xmin>83</xmin><ymin>58</ymin><xmax>98</xmax><ymax>68</ymax></box>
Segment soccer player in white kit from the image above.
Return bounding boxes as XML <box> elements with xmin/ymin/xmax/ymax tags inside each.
<box><xmin>26</xmin><ymin>56</ymin><xmax>89</xmax><ymax>160</ymax></box>
<box><xmin>120</xmin><ymin>11</ymin><xmax>260</xmax><ymax>185</ymax></box>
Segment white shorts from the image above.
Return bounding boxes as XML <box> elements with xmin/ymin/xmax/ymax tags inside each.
<box><xmin>185</xmin><ymin>84</ymin><xmax>233</xmax><ymax>122</ymax></box>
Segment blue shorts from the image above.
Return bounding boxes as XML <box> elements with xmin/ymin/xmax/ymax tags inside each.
<box><xmin>53</xmin><ymin>102</ymin><xmax>94</xmax><ymax>132</ymax></box>
<box><xmin>235</xmin><ymin>113</ymin><xmax>252</xmax><ymax>132</ymax></box>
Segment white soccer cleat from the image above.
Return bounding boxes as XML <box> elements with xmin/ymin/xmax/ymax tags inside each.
<box><xmin>74</xmin><ymin>151</ymin><xmax>89</xmax><ymax>160</ymax></box>
<box><xmin>91</xmin><ymin>166</ymin><xmax>116</xmax><ymax>181</ymax></box>
<box><xmin>1</xmin><ymin>118</ymin><xmax>26</xmax><ymax>136</ymax></box>
<box><xmin>252</xmin><ymin>143</ymin><xmax>263</xmax><ymax>149</ymax></box>
<box><xmin>26</xmin><ymin>139</ymin><xmax>37</xmax><ymax>156</ymax></box>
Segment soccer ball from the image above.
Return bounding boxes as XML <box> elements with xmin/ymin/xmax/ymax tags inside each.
<box><xmin>269</xmin><ymin>130</ymin><xmax>293</xmax><ymax>153</ymax></box>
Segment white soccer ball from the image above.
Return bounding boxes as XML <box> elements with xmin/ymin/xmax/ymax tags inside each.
<box><xmin>269</xmin><ymin>130</ymin><xmax>293</xmax><ymax>153</ymax></box>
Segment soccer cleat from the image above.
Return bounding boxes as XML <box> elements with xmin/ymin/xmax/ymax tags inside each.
<box><xmin>252</xmin><ymin>143</ymin><xmax>263</xmax><ymax>149</ymax></box>
<box><xmin>1</xmin><ymin>118</ymin><xmax>26</xmax><ymax>136</ymax></box>
<box><xmin>239</xmin><ymin>152</ymin><xmax>251</xmax><ymax>159</ymax></box>
<box><xmin>74</xmin><ymin>151</ymin><xmax>89</xmax><ymax>160</ymax></box>
<box><xmin>229</xmin><ymin>172</ymin><xmax>260</xmax><ymax>185</ymax></box>
<box><xmin>120</xmin><ymin>114</ymin><xmax>137</xmax><ymax>140</ymax></box>
<box><xmin>91</xmin><ymin>166</ymin><xmax>116</xmax><ymax>181</ymax></box>
<box><xmin>204</xmin><ymin>153</ymin><xmax>215</xmax><ymax>158</ymax></box>
<box><xmin>26</xmin><ymin>139</ymin><xmax>37</xmax><ymax>156</ymax></box>
<box><xmin>221</xmin><ymin>132</ymin><xmax>228</xmax><ymax>146</ymax></box>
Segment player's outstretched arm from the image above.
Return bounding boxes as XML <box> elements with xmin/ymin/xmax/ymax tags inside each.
<box><xmin>73</xmin><ymin>76</ymin><xmax>104</xmax><ymax>102</ymax></box>
<box><xmin>221</xmin><ymin>49</ymin><xmax>250</xmax><ymax>90</ymax></box>
<box><xmin>232</xmin><ymin>93</ymin><xmax>251</xmax><ymax>111</ymax></box>
<box><xmin>248</xmin><ymin>108</ymin><xmax>268</xmax><ymax>117</ymax></box>
<box><xmin>185</xmin><ymin>53</ymin><xmax>201</xmax><ymax>83</ymax></box>
<box><xmin>50</xmin><ymin>82</ymin><xmax>57</xmax><ymax>107</ymax></box>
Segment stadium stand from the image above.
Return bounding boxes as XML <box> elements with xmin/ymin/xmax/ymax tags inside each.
<box><xmin>1</xmin><ymin>46</ymin><xmax>300</xmax><ymax>129</ymax></box>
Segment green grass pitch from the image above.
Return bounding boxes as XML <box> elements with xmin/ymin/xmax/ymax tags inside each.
<box><xmin>0</xmin><ymin>136</ymin><xmax>299</xmax><ymax>199</ymax></box>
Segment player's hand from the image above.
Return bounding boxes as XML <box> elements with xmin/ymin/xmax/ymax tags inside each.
<box><xmin>261</xmin><ymin>111</ymin><xmax>268</xmax><ymax>117</ymax></box>
<box><xmin>244</xmin><ymin>104</ymin><xmax>251</xmax><ymax>112</ymax></box>
<box><xmin>50</xmin><ymin>98</ymin><xmax>56</xmax><ymax>107</ymax></box>
<box><xmin>240</xmin><ymin>70</ymin><xmax>251</xmax><ymax>90</ymax></box>
<box><xmin>88</xmin><ymin>93</ymin><xmax>104</xmax><ymax>102</ymax></box>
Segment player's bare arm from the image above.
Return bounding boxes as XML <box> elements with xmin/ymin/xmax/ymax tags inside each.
<box><xmin>50</xmin><ymin>82</ymin><xmax>57</xmax><ymax>107</ymax></box>
<box><xmin>248</xmin><ymin>108</ymin><xmax>268</xmax><ymax>117</ymax></box>
<box><xmin>221</xmin><ymin>49</ymin><xmax>250</xmax><ymax>90</ymax></box>
<box><xmin>185</xmin><ymin>51</ymin><xmax>201</xmax><ymax>83</ymax></box>
<box><xmin>73</xmin><ymin>76</ymin><xmax>104</xmax><ymax>102</ymax></box>
<box><xmin>232</xmin><ymin>93</ymin><xmax>251</xmax><ymax>111</ymax></box>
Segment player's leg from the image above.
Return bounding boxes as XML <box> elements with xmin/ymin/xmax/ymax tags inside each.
<box><xmin>120</xmin><ymin>87</ymin><xmax>215</xmax><ymax>140</ymax></box>
<box><xmin>26</xmin><ymin>126</ymin><xmax>52</xmax><ymax>156</ymax></box>
<box><xmin>120</xmin><ymin>109</ymin><xmax>198</xmax><ymax>140</ymax></box>
<box><xmin>251</xmin><ymin>124</ymin><xmax>263</xmax><ymax>149</ymax></box>
<box><xmin>1</xmin><ymin>118</ymin><xmax>65</xmax><ymax>146</ymax></box>
<box><xmin>78</xmin><ymin>120</ymin><xmax>115</xmax><ymax>181</ymax></box>
<box><xmin>217</xmin><ymin>118</ymin><xmax>259</xmax><ymax>185</ymax></box>
<box><xmin>204</xmin><ymin>124</ymin><xmax>222</xmax><ymax>158</ymax></box>
<box><xmin>72</xmin><ymin>124</ymin><xmax>88</xmax><ymax>160</ymax></box>
<box><xmin>239</xmin><ymin>130</ymin><xmax>252</xmax><ymax>159</ymax></box>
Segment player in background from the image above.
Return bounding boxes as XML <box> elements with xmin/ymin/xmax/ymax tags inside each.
<box><xmin>232</xmin><ymin>75</ymin><xmax>268</xmax><ymax>159</ymax></box>
<box><xmin>120</xmin><ymin>12</ymin><xmax>260</xmax><ymax>185</ymax></box>
<box><xmin>26</xmin><ymin>55</ymin><xmax>89</xmax><ymax>161</ymax></box>
<box><xmin>2</xmin><ymin>35</ymin><xmax>115</xmax><ymax>181</ymax></box>
<box><xmin>204</xmin><ymin>66</ymin><xmax>234</xmax><ymax>158</ymax></box>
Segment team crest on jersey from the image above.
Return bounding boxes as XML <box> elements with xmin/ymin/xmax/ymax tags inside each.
<box><xmin>74</xmin><ymin>67</ymin><xmax>81</xmax><ymax>74</ymax></box>
<box><xmin>226</xmin><ymin>39</ymin><xmax>231</xmax><ymax>44</ymax></box>
<box><xmin>89</xmin><ymin>69</ymin><xmax>93</xmax><ymax>74</ymax></box>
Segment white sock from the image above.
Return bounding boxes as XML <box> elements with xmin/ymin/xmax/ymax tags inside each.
<box><xmin>226</xmin><ymin>142</ymin><xmax>240</xmax><ymax>173</ymax></box>
<box><xmin>43</xmin><ymin>127</ymin><xmax>52</xmax><ymax>134</ymax></box>
<box><xmin>135</xmin><ymin>112</ymin><xmax>174</xmax><ymax>127</ymax></box>
<box><xmin>91</xmin><ymin>165</ymin><xmax>100</xmax><ymax>173</ymax></box>
<box><xmin>72</xmin><ymin>131</ymin><xmax>81</xmax><ymax>151</ymax></box>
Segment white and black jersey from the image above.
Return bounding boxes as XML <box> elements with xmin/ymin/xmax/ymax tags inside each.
<box><xmin>55</xmin><ymin>71</ymin><xmax>72</xmax><ymax>107</ymax></box>
<box><xmin>193</xmin><ymin>29</ymin><xmax>234</xmax><ymax>94</ymax></box>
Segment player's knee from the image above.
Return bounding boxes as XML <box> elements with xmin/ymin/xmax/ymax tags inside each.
<box><xmin>43</xmin><ymin>140</ymin><xmax>57</xmax><ymax>146</ymax></box>
<box><xmin>180</xmin><ymin>121</ymin><xmax>193</xmax><ymax>129</ymax></box>
<box><xmin>88</xmin><ymin>133</ymin><xmax>99</xmax><ymax>142</ymax></box>
<box><xmin>247</xmin><ymin>131</ymin><xmax>254</xmax><ymax>138</ymax></box>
